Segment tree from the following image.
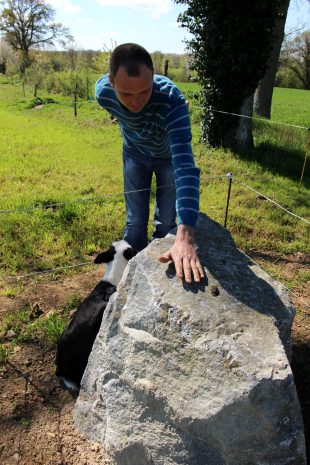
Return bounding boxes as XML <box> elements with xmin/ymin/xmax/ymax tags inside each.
<box><xmin>78</xmin><ymin>49</ymin><xmax>99</xmax><ymax>99</ymax></box>
<box><xmin>152</xmin><ymin>50</ymin><xmax>164</xmax><ymax>74</ymax></box>
<box><xmin>0</xmin><ymin>37</ymin><xmax>11</xmax><ymax>72</ymax></box>
<box><xmin>25</xmin><ymin>51</ymin><xmax>52</xmax><ymax>96</ymax></box>
<box><xmin>164</xmin><ymin>59</ymin><xmax>169</xmax><ymax>77</ymax></box>
<box><xmin>254</xmin><ymin>0</ymin><xmax>290</xmax><ymax>118</ymax></box>
<box><xmin>0</xmin><ymin>37</ymin><xmax>18</xmax><ymax>75</ymax></box>
<box><xmin>175</xmin><ymin>0</ymin><xmax>281</xmax><ymax>148</ymax></box>
<box><xmin>0</xmin><ymin>0</ymin><xmax>71</xmax><ymax>72</ymax></box>
<box><xmin>280</xmin><ymin>29</ymin><xmax>310</xmax><ymax>89</ymax></box>
<box><xmin>65</xmin><ymin>38</ymin><xmax>78</xmax><ymax>71</ymax></box>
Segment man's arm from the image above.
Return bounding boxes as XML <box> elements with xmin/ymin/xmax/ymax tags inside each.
<box><xmin>161</xmin><ymin>89</ymin><xmax>202</xmax><ymax>282</ymax></box>
<box><xmin>159</xmin><ymin>224</ymin><xmax>204</xmax><ymax>283</ymax></box>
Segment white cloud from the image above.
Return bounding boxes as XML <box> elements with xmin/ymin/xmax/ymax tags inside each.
<box><xmin>95</xmin><ymin>0</ymin><xmax>173</xmax><ymax>18</ymax></box>
<box><xmin>48</xmin><ymin>0</ymin><xmax>83</xmax><ymax>14</ymax></box>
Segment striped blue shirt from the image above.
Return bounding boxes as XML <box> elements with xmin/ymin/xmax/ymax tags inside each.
<box><xmin>95</xmin><ymin>74</ymin><xmax>200</xmax><ymax>228</ymax></box>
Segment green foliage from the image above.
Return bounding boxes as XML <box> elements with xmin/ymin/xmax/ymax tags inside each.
<box><xmin>275</xmin><ymin>67</ymin><xmax>304</xmax><ymax>89</ymax></box>
<box><xmin>24</xmin><ymin>96</ymin><xmax>56</xmax><ymax>109</ymax></box>
<box><xmin>34</xmin><ymin>313</ymin><xmax>68</xmax><ymax>345</ymax></box>
<box><xmin>19</xmin><ymin>312</ymin><xmax>69</xmax><ymax>345</ymax></box>
<box><xmin>25</xmin><ymin>53</ymin><xmax>54</xmax><ymax>97</ymax></box>
<box><xmin>19</xmin><ymin>418</ymin><xmax>31</xmax><ymax>428</ymax></box>
<box><xmin>176</xmin><ymin>0</ymin><xmax>281</xmax><ymax>147</ymax></box>
<box><xmin>152</xmin><ymin>51</ymin><xmax>164</xmax><ymax>74</ymax></box>
<box><xmin>55</xmin><ymin>71</ymin><xmax>87</xmax><ymax>98</ymax></box>
<box><xmin>2</xmin><ymin>309</ymin><xmax>32</xmax><ymax>336</ymax></box>
<box><xmin>0</xmin><ymin>344</ymin><xmax>8</xmax><ymax>365</ymax></box>
<box><xmin>0</xmin><ymin>285</ymin><xmax>23</xmax><ymax>297</ymax></box>
<box><xmin>63</xmin><ymin>293</ymin><xmax>82</xmax><ymax>313</ymax></box>
<box><xmin>277</xmin><ymin>30</ymin><xmax>310</xmax><ymax>90</ymax></box>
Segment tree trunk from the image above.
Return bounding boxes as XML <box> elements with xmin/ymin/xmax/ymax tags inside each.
<box><xmin>164</xmin><ymin>60</ymin><xmax>169</xmax><ymax>77</ymax></box>
<box><xmin>74</xmin><ymin>85</ymin><xmax>77</xmax><ymax>117</ymax></box>
<box><xmin>235</xmin><ymin>94</ymin><xmax>254</xmax><ymax>147</ymax></box>
<box><xmin>253</xmin><ymin>0</ymin><xmax>290</xmax><ymax>119</ymax></box>
<box><xmin>215</xmin><ymin>95</ymin><xmax>254</xmax><ymax>148</ymax></box>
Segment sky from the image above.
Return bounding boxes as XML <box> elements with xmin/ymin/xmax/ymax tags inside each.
<box><xmin>48</xmin><ymin>0</ymin><xmax>310</xmax><ymax>54</ymax></box>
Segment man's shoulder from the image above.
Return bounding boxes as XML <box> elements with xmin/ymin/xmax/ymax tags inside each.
<box><xmin>96</xmin><ymin>74</ymin><xmax>114</xmax><ymax>98</ymax></box>
<box><xmin>153</xmin><ymin>75</ymin><xmax>184</xmax><ymax>103</ymax></box>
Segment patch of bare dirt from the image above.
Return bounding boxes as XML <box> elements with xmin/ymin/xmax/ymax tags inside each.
<box><xmin>0</xmin><ymin>255</ymin><xmax>309</xmax><ymax>464</ymax></box>
<box><xmin>0</xmin><ymin>268</ymin><xmax>111</xmax><ymax>465</ymax></box>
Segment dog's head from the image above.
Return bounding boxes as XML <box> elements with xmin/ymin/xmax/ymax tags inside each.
<box><xmin>94</xmin><ymin>240</ymin><xmax>138</xmax><ymax>286</ymax></box>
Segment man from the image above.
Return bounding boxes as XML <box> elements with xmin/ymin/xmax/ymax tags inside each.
<box><xmin>96</xmin><ymin>43</ymin><xmax>203</xmax><ymax>283</ymax></box>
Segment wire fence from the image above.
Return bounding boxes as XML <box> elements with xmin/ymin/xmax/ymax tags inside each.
<box><xmin>2</xmin><ymin>173</ymin><xmax>309</xmax><ymax>311</ymax></box>
<box><xmin>1</xmin><ymin>94</ymin><xmax>309</xmax><ymax>309</ymax></box>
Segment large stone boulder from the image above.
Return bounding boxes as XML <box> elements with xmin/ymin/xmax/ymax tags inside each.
<box><xmin>74</xmin><ymin>214</ymin><xmax>306</xmax><ymax>465</ymax></box>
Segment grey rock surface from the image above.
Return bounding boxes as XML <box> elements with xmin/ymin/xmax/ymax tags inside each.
<box><xmin>74</xmin><ymin>214</ymin><xmax>306</xmax><ymax>465</ymax></box>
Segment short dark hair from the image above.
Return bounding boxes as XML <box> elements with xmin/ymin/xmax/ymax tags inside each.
<box><xmin>109</xmin><ymin>43</ymin><xmax>154</xmax><ymax>78</ymax></box>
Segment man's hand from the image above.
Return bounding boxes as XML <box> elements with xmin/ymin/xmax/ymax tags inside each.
<box><xmin>158</xmin><ymin>225</ymin><xmax>204</xmax><ymax>283</ymax></box>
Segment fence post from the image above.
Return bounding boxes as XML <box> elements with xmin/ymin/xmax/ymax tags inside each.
<box><xmin>298</xmin><ymin>128</ymin><xmax>310</xmax><ymax>192</ymax></box>
<box><xmin>224</xmin><ymin>173</ymin><xmax>233</xmax><ymax>228</ymax></box>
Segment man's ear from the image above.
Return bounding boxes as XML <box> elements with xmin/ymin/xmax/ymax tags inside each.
<box><xmin>109</xmin><ymin>74</ymin><xmax>114</xmax><ymax>86</ymax></box>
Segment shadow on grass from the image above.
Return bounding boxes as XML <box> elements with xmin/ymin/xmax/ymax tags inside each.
<box><xmin>235</xmin><ymin>141</ymin><xmax>310</xmax><ymax>186</ymax></box>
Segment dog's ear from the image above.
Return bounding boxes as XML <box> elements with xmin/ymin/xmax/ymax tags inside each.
<box><xmin>94</xmin><ymin>245</ymin><xmax>116</xmax><ymax>264</ymax></box>
<box><xmin>123</xmin><ymin>247</ymin><xmax>138</xmax><ymax>261</ymax></box>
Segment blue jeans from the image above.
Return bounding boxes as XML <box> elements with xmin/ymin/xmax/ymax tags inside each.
<box><xmin>123</xmin><ymin>148</ymin><xmax>177</xmax><ymax>251</ymax></box>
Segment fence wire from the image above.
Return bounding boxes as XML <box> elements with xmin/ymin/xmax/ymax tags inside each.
<box><xmin>190</xmin><ymin>105</ymin><xmax>309</xmax><ymax>131</ymax></box>
<box><xmin>2</xmin><ymin>173</ymin><xmax>309</xmax><ymax>314</ymax></box>
<box><xmin>1</xmin><ymin>96</ymin><xmax>309</xmax><ymax>310</ymax></box>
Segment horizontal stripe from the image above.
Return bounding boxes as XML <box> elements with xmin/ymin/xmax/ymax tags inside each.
<box><xmin>177</xmin><ymin>198</ymin><xmax>199</xmax><ymax>205</ymax></box>
<box><xmin>166</xmin><ymin>114</ymin><xmax>189</xmax><ymax>129</ymax></box>
<box><xmin>168</xmin><ymin>126</ymin><xmax>191</xmax><ymax>134</ymax></box>
<box><xmin>176</xmin><ymin>185</ymin><xmax>200</xmax><ymax>192</ymax></box>
<box><xmin>166</xmin><ymin>103</ymin><xmax>188</xmax><ymax>119</ymax></box>
<box><xmin>171</xmin><ymin>142</ymin><xmax>192</xmax><ymax>149</ymax></box>
<box><xmin>176</xmin><ymin>174</ymin><xmax>200</xmax><ymax>180</ymax></box>
<box><xmin>174</xmin><ymin>165</ymin><xmax>195</xmax><ymax>173</ymax></box>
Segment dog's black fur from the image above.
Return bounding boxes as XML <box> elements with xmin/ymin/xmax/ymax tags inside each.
<box><xmin>55</xmin><ymin>240</ymin><xmax>137</xmax><ymax>393</ymax></box>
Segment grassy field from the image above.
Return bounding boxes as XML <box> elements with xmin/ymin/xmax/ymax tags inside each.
<box><xmin>0</xmin><ymin>78</ymin><xmax>309</xmax><ymax>287</ymax></box>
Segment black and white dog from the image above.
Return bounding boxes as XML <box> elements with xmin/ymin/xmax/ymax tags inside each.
<box><xmin>55</xmin><ymin>240</ymin><xmax>137</xmax><ymax>393</ymax></box>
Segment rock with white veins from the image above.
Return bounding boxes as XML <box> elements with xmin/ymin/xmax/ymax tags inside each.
<box><xmin>74</xmin><ymin>214</ymin><xmax>306</xmax><ymax>465</ymax></box>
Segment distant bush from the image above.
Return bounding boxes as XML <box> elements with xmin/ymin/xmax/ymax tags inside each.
<box><xmin>55</xmin><ymin>71</ymin><xmax>88</xmax><ymax>98</ymax></box>
<box><xmin>25</xmin><ymin>96</ymin><xmax>57</xmax><ymax>109</ymax></box>
<box><xmin>275</xmin><ymin>68</ymin><xmax>304</xmax><ymax>89</ymax></box>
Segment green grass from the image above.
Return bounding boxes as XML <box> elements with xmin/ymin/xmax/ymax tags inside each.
<box><xmin>0</xmin><ymin>344</ymin><xmax>7</xmax><ymax>365</ymax></box>
<box><xmin>30</xmin><ymin>312</ymin><xmax>69</xmax><ymax>345</ymax></box>
<box><xmin>0</xmin><ymin>292</ymin><xmax>82</xmax><ymax>351</ymax></box>
<box><xmin>271</xmin><ymin>87</ymin><xmax>310</xmax><ymax>128</ymax></box>
<box><xmin>0</xmin><ymin>78</ymin><xmax>309</xmax><ymax>286</ymax></box>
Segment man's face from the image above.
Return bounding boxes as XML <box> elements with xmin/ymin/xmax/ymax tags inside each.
<box><xmin>109</xmin><ymin>64</ymin><xmax>153</xmax><ymax>113</ymax></box>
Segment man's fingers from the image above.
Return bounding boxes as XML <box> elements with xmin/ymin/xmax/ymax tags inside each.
<box><xmin>182</xmin><ymin>256</ymin><xmax>192</xmax><ymax>283</ymax></box>
<box><xmin>191</xmin><ymin>259</ymin><xmax>202</xmax><ymax>283</ymax></box>
<box><xmin>174</xmin><ymin>255</ymin><xmax>184</xmax><ymax>279</ymax></box>
<box><xmin>193</xmin><ymin>257</ymin><xmax>204</xmax><ymax>279</ymax></box>
<box><xmin>159</xmin><ymin>248</ymin><xmax>204</xmax><ymax>284</ymax></box>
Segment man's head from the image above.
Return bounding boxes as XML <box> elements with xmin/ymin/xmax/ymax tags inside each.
<box><xmin>109</xmin><ymin>43</ymin><xmax>154</xmax><ymax>113</ymax></box>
